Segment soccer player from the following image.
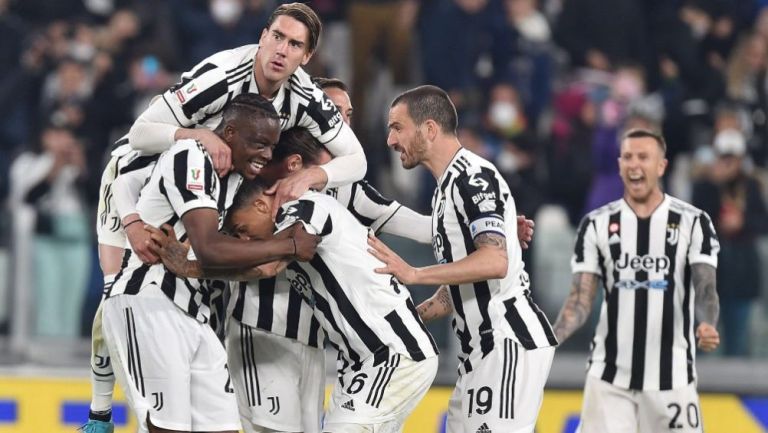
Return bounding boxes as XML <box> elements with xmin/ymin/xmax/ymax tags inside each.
<box><xmin>101</xmin><ymin>94</ymin><xmax>320</xmax><ymax>433</ymax></box>
<box><xmin>127</xmin><ymin>3</ymin><xmax>366</xmax><ymax>211</ymax></box>
<box><xmin>368</xmin><ymin>85</ymin><xmax>557</xmax><ymax>433</ymax></box>
<box><xmin>148</xmin><ymin>175</ymin><xmax>439</xmax><ymax>433</ymax></box>
<box><xmin>84</xmin><ymin>138</ymin><xmax>160</xmax><ymax>433</ymax></box>
<box><xmin>553</xmin><ymin>129</ymin><xmax>720</xmax><ymax>433</ymax></box>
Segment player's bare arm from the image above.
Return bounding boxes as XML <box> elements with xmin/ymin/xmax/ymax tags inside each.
<box><xmin>122</xmin><ymin>213</ymin><xmax>160</xmax><ymax>264</ymax></box>
<box><xmin>553</xmin><ymin>272</ymin><xmax>600</xmax><ymax>343</ymax></box>
<box><xmin>368</xmin><ymin>231</ymin><xmax>508</xmax><ymax>285</ymax></box>
<box><xmin>145</xmin><ymin>224</ymin><xmax>290</xmax><ymax>280</ymax></box>
<box><xmin>692</xmin><ymin>263</ymin><xmax>720</xmax><ymax>352</ymax></box>
<box><xmin>182</xmin><ymin>208</ymin><xmax>318</xmax><ymax>268</ymax></box>
<box><xmin>416</xmin><ymin>285</ymin><xmax>453</xmax><ymax>322</ymax></box>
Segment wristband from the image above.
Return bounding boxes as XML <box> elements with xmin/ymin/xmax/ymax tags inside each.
<box><xmin>291</xmin><ymin>237</ymin><xmax>297</xmax><ymax>256</ymax></box>
<box><xmin>123</xmin><ymin>219</ymin><xmax>142</xmax><ymax>229</ymax></box>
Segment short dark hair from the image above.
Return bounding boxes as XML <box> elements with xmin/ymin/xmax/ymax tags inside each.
<box><xmin>273</xmin><ymin>127</ymin><xmax>326</xmax><ymax>165</ymax></box>
<box><xmin>622</xmin><ymin>128</ymin><xmax>667</xmax><ymax>155</ymax></box>
<box><xmin>223</xmin><ymin>178</ymin><xmax>270</xmax><ymax>232</ymax></box>
<box><xmin>218</xmin><ymin>93</ymin><xmax>279</xmax><ymax>131</ymax></box>
<box><xmin>266</xmin><ymin>3</ymin><xmax>322</xmax><ymax>53</ymax></box>
<box><xmin>312</xmin><ymin>77</ymin><xmax>348</xmax><ymax>93</ymax></box>
<box><xmin>391</xmin><ymin>85</ymin><xmax>458</xmax><ymax>135</ymax></box>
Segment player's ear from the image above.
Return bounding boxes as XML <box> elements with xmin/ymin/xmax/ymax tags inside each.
<box><xmin>259</xmin><ymin>28</ymin><xmax>268</xmax><ymax>43</ymax></box>
<box><xmin>254</xmin><ymin>197</ymin><xmax>270</xmax><ymax>215</ymax></box>
<box><xmin>301</xmin><ymin>49</ymin><xmax>313</xmax><ymax>66</ymax></box>
<box><xmin>425</xmin><ymin>119</ymin><xmax>438</xmax><ymax>142</ymax></box>
<box><xmin>659</xmin><ymin>157</ymin><xmax>668</xmax><ymax>176</ymax></box>
<box><xmin>285</xmin><ymin>154</ymin><xmax>303</xmax><ymax>172</ymax></box>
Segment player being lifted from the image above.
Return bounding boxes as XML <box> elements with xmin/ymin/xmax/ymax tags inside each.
<box><xmin>101</xmin><ymin>94</ymin><xmax>320</xmax><ymax>433</ymax></box>
<box><xmin>554</xmin><ymin>129</ymin><xmax>720</xmax><ymax>433</ymax></box>
<box><xmin>368</xmin><ymin>85</ymin><xmax>557</xmax><ymax>433</ymax></box>
<box><xmin>128</xmin><ymin>3</ymin><xmax>366</xmax><ymax>210</ymax></box>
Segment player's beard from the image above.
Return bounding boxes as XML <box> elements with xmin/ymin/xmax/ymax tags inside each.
<box><xmin>402</xmin><ymin>130</ymin><xmax>428</xmax><ymax>169</ymax></box>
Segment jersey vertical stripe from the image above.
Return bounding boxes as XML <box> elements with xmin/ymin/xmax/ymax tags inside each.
<box><xmin>572</xmin><ymin>195</ymin><xmax>719</xmax><ymax>390</ymax></box>
<box><xmin>432</xmin><ymin>148</ymin><xmax>556</xmax><ymax>375</ymax></box>
<box><xmin>228</xmin><ymin>179</ymin><xmax>405</xmax><ymax>348</ymax></box>
<box><xmin>108</xmin><ymin>139</ymin><xmax>243</xmax><ymax>323</ymax></box>
<box><xmin>273</xmin><ymin>192</ymin><xmax>438</xmax><ymax>367</ymax></box>
<box><xmin>160</xmin><ymin>44</ymin><xmax>345</xmax><ymax>146</ymax></box>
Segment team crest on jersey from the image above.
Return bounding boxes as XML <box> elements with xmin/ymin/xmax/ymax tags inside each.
<box><xmin>187</xmin><ymin>167</ymin><xmax>203</xmax><ymax>191</ymax></box>
<box><xmin>667</xmin><ymin>223</ymin><xmax>679</xmax><ymax>245</ymax></box>
<box><xmin>435</xmin><ymin>196</ymin><xmax>446</xmax><ymax>217</ymax></box>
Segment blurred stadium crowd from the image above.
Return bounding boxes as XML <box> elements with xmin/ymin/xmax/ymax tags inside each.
<box><xmin>2</xmin><ymin>0</ymin><xmax>768</xmax><ymax>361</ymax></box>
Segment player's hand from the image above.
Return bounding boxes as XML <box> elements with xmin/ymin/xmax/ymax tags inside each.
<box><xmin>144</xmin><ymin>224</ymin><xmax>198</xmax><ymax>277</ymax></box>
<box><xmin>287</xmin><ymin>223</ymin><xmax>321</xmax><ymax>261</ymax></box>
<box><xmin>124</xmin><ymin>217</ymin><xmax>159</xmax><ymax>264</ymax></box>
<box><xmin>517</xmin><ymin>215</ymin><xmax>534</xmax><ymax>250</ymax></box>
<box><xmin>367</xmin><ymin>233</ymin><xmax>418</xmax><ymax>285</ymax></box>
<box><xmin>192</xmin><ymin>128</ymin><xmax>232</xmax><ymax>177</ymax></box>
<box><xmin>696</xmin><ymin>322</ymin><xmax>720</xmax><ymax>352</ymax></box>
<box><xmin>266</xmin><ymin>167</ymin><xmax>328</xmax><ymax>220</ymax></box>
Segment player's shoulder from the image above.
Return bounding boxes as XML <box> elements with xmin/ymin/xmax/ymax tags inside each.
<box><xmin>202</xmin><ymin>44</ymin><xmax>258</xmax><ymax>70</ymax></box>
<box><xmin>584</xmin><ymin>199</ymin><xmax>623</xmax><ymax>220</ymax></box>
<box><xmin>450</xmin><ymin>149</ymin><xmax>503</xmax><ymax>188</ymax></box>
<box><xmin>286</xmin><ymin>66</ymin><xmax>324</xmax><ymax>101</ymax></box>
<box><xmin>666</xmin><ymin>194</ymin><xmax>706</xmax><ymax>217</ymax></box>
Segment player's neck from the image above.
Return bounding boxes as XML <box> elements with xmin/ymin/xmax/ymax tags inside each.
<box><xmin>426</xmin><ymin>138</ymin><xmax>462</xmax><ymax>180</ymax></box>
<box><xmin>624</xmin><ymin>188</ymin><xmax>665</xmax><ymax>218</ymax></box>
<box><xmin>253</xmin><ymin>62</ymin><xmax>282</xmax><ymax>99</ymax></box>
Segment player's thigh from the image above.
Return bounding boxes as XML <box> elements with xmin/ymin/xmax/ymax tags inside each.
<box><xmin>325</xmin><ymin>353</ymin><xmax>437</xmax><ymax>429</ymax></box>
<box><xmin>101</xmin><ymin>290</ymin><xmax>200</xmax><ymax>432</ymax></box>
<box><xmin>638</xmin><ymin>382</ymin><xmax>702</xmax><ymax>433</ymax></box>
<box><xmin>300</xmin><ymin>343</ymin><xmax>326</xmax><ymax>433</ymax></box>
<box><xmin>577</xmin><ymin>375</ymin><xmax>638</xmax><ymax>433</ymax></box>
<box><xmin>189</xmin><ymin>322</ymin><xmax>241</xmax><ymax>433</ymax></box>
<box><xmin>447</xmin><ymin>340</ymin><xmax>553</xmax><ymax>433</ymax></box>
<box><xmin>226</xmin><ymin>320</ymin><xmax>306</xmax><ymax>432</ymax></box>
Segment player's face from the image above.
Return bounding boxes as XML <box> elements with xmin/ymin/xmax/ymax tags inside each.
<box><xmin>228</xmin><ymin>195</ymin><xmax>276</xmax><ymax>241</ymax></box>
<box><xmin>618</xmin><ymin>136</ymin><xmax>667</xmax><ymax>203</ymax></box>
<box><xmin>257</xmin><ymin>15</ymin><xmax>313</xmax><ymax>86</ymax></box>
<box><xmin>324</xmin><ymin>87</ymin><xmax>353</xmax><ymax>126</ymax></box>
<box><xmin>229</xmin><ymin>117</ymin><xmax>281</xmax><ymax>180</ymax></box>
<box><xmin>387</xmin><ymin>103</ymin><xmax>428</xmax><ymax>169</ymax></box>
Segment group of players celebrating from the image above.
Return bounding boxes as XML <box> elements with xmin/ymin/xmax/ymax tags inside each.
<box><xmin>84</xmin><ymin>3</ymin><xmax>722</xmax><ymax>433</ymax></box>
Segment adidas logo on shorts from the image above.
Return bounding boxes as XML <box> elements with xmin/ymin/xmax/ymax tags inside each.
<box><xmin>341</xmin><ymin>400</ymin><xmax>355</xmax><ymax>411</ymax></box>
<box><xmin>476</xmin><ymin>422</ymin><xmax>491</xmax><ymax>433</ymax></box>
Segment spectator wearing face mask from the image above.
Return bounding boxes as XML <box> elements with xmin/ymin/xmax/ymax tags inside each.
<box><xmin>692</xmin><ymin>129</ymin><xmax>768</xmax><ymax>356</ymax></box>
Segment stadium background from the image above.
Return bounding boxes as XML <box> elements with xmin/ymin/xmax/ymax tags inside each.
<box><xmin>1</xmin><ymin>0</ymin><xmax>768</xmax><ymax>431</ymax></box>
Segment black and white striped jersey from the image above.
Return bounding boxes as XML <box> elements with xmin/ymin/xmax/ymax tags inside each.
<box><xmin>96</xmin><ymin>138</ymin><xmax>158</xmax><ymax>247</ymax></box>
<box><xmin>572</xmin><ymin>195</ymin><xmax>720</xmax><ymax>391</ymax></box>
<box><xmin>432</xmin><ymin>148</ymin><xmax>557</xmax><ymax>375</ymax></box>
<box><xmin>273</xmin><ymin>191</ymin><xmax>438</xmax><ymax>368</ymax></box>
<box><xmin>228</xmin><ymin>179</ymin><xmax>431</xmax><ymax>346</ymax></box>
<box><xmin>158</xmin><ymin>44</ymin><xmax>361</xmax><ymax>186</ymax></box>
<box><xmin>107</xmin><ymin>139</ymin><xmax>243</xmax><ymax>323</ymax></box>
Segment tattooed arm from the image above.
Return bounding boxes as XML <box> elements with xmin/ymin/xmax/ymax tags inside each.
<box><xmin>145</xmin><ymin>224</ymin><xmax>289</xmax><ymax>281</ymax></box>
<box><xmin>368</xmin><ymin>231</ymin><xmax>508</xmax><ymax>285</ymax></box>
<box><xmin>553</xmin><ymin>272</ymin><xmax>600</xmax><ymax>343</ymax></box>
<box><xmin>692</xmin><ymin>263</ymin><xmax>720</xmax><ymax>351</ymax></box>
<box><xmin>416</xmin><ymin>285</ymin><xmax>454</xmax><ymax>322</ymax></box>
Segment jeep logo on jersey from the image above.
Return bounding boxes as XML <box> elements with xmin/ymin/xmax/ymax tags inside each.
<box><xmin>285</xmin><ymin>263</ymin><xmax>315</xmax><ymax>306</ymax></box>
<box><xmin>432</xmin><ymin>233</ymin><xmax>445</xmax><ymax>259</ymax></box>
<box><xmin>615</xmin><ymin>253</ymin><xmax>670</xmax><ymax>273</ymax></box>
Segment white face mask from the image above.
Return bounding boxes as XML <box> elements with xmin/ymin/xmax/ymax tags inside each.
<box><xmin>69</xmin><ymin>42</ymin><xmax>96</xmax><ymax>62</ymax></box>
<box><xmin>489</xmin><ymin>101</ymin><xmax>518</xmax><ymax>129</ymax></box>
<box><xmin>211</xmin><ymin>0</ymin><xmax>243</xmax><ymax>26</ymax></box>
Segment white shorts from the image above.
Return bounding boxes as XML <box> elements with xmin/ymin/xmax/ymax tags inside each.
<box><xmin>96</xmin><ymin>155</ymin><xmax>126</xmax><ymax>248</ymax></box>
<box><xmin>447</xmin><ymin>339</ymin><xmax>555</xmax><ymax>433</ymax></box>
<box><xmin>226</xmin><ymin>319</ymin><xmax>325</xmax><ymax>433</ymax></box>
<box><xmin>101</xmin><ymin>285</ymin><xmax>240</xmax><ymax>432</ymax></box>
<box><xmin>324</xmin><ymin>352</ymin><xmax>438</xmax><ymax>432</ymax></box>
<box><xmin>578</xmin><ymin>374</ymin><xmax>703</xmax><ymax>433</ymax></box>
